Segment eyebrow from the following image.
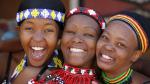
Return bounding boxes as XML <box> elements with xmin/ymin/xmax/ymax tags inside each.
<box><xmin>24</xmin><ymin>20</ymin><xmax>34</xmax><ymax>24</ymax></box>
<box><xmin>44</xmin><ymin>23</ymin><xmax>53</xmax><ymax>26</ymax></box>
<box><xmin>105</xmin><ymin>30</ymin><xmax>128</xmax><ymax>43</ymax></box>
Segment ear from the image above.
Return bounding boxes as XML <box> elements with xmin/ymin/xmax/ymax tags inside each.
<box><xmin>56</xmin><ymin>39</ymin><xmax>61</xmax><ymax>49</ymax></box>
<box><xmin>131</xmin><ymin>50</ymin><xmax>142</xmax><ymax>62</ymax></box>
<box><xmin>16</xmin><ymin>26</ymin><xmax>20</xmax><ymax>31</ymax></box>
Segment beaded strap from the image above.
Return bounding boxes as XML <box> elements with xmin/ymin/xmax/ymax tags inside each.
<box><xmin>11</xmin><ymin>55</ymin><xmax>27</xmax><ymax>81</ymax></box>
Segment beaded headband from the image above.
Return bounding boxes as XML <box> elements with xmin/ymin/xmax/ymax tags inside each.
<box><xmin>66</xmin><ymin>7</ymin><xmax>106</xmax><ymax>30</ymax></box>
<box><xmin>108</xmin><ymin>14</ymin><xmax>148</xmax><ymax>53</ymax></box>
<box><xmin>16</xmin><ymin>8</ymin><xmax>65</xmax><ymax>23</ymax></box>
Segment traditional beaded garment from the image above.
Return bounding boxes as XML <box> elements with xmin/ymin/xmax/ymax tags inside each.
<box><xmin>49</xmin><ymin>64</ymin><xmax>97</xmax><ymax>84</ymax></box>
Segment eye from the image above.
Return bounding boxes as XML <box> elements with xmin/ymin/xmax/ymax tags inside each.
<box><xmin>65</xmin><ymin>30</ymin><xmax>75</xmax><ymax>34</ymax></box>
<box><xmin>100</xmin><ymin>34</ymin><xmax>108</xmax><ymax>40</ymax></box>
<box><xmin>116</xmin><ymin>42</ymin><xmax>126</xmax><ymax>48</ymax></box>
<box><xmin>24</xmin><ymin>27</ymin><xmax>33</xmax><ymax>31</ymax></box>
<box><xmin>84</xmin><ymin>33</ymin><xmax>94</xmax><ymax>38</ymax></box>
<box><xmin>44</xmin><ymin>28</ymin><xmax>54</xmax><ymax>33</ymax></box>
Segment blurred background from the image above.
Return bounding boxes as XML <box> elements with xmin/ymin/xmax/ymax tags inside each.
<box><xmin>0</xmin><ymin>0</ymin><xmax>150</xmax><ymax>81</ymax></box>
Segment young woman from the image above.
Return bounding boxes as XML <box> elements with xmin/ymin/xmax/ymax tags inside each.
<box><xmin>96</xmin><ymin>11</ymin><xmax>150</xmax><ymax>84</ymax></box>
<box><xmin>2</xmin><ymin>0</ymin><xmax>66</xmax><ymax>83</ymax></box>
<box><xmin>29</xmin><ymin>7</ymin><xmax>105</xmax><ymax>84</ymax></box>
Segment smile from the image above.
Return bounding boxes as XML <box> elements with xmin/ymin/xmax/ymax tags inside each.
<box><xmin>102</xmin><ymin>54</ymin><xmax>113</xmax><ymax>60</ymax></box>
<box><xmin>70</xmin><ymin>48</ymin><xmax>84</xmax><ymax>53</ymax></box>
<box><xmin>32</xmin><ymin>47</ymin><xmax>44</xmax><ymax>51</ymax></box>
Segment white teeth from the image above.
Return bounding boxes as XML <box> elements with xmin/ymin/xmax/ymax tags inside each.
<box><xmin>70</xmin><ymin>48</ymin><xmax>84</xmax><ymax>52</ymax></box>
<box><xmin>32</xmin><ymin>47</ymin><xmax>44</xmax><ymax>50</ymax></box>
<box><xmin>102</xmin><ymin>54</ymin><xmax>113</xmax><ymax>60</ymax></box>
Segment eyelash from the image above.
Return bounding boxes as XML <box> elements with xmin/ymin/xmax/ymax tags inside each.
<box><xmin>65</xmin><ymin>30</ymin><xmax>75</xmax><ymax>34</ymax></box>
<box><xmin>101</xmin><ymin>34</ymin><xmax>108</xmax><ymax>40</ymax></box>
<box><xmin>24</xmin><ymin>27</ymin><xmax>32</xmax><ymax>31</ymax></box>
<box><xmin>44</xmin><ymin>28</ymin><xmax>54</xmax><ymax>33</ymax></box>
<box><xmin>84</xmin><ymin>33</ymin><xmax>94</xmax><ymax>37</ymax></box>
<box><xmin>116</xmin><ymin>42</ymin><xmax>126</xmax><ymax>48</ymax></box>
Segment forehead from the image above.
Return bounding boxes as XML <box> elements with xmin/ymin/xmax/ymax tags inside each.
<box><xmin>106</xmin><ymin>21</ymin><xmax>138</xmax><ymax>43</ymax></box>
<box><xmin>22</xmin><ymin>18</ymin><xmax>57</xmax><ymax>26</ymax></box>
<box><xmin>66</xmin><ymin>14</ymin><xmax>99</xmax><ymax>28</ymax></box>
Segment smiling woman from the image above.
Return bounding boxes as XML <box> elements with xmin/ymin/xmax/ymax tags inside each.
<box><xmin>31</xmin><ymin>7</ymin><xmax>105</xmax><ymax>84</ymax></box>
<box><xmin>1</xmin><ymin>0</ymin><xmax>66</xmax><ymax>84</ymax></box>
<box><xmin>96</xmin><ymin>11</ymin><xmax>150</xmax><ymax>84</ymax></box>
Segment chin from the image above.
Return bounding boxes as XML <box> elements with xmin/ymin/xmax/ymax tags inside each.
<box><xmin>30</xmin><ymin>62</ymin><xmax>44</xmax><ymax>67</ymax></box>
<box><xmin>97</xmin><ymin>62</ymin><xmax>112</xmax><ymax>72</ymax></box>
<box><xmin>68</xmin><ymin>61</ymin><xmax>82</xmax><ymax>67</ymax></box>
<box><xmin>29</xmin><ymin>59</ymin><xmax>45</xmax><ymax>67</ymax></box>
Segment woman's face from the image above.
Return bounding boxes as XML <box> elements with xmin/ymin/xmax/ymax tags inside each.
<box><xmin>61</xmin><ymin>15</ymin><xmax>100</xmax><ymax>68</ymax></box>
<box><xmin>19</xmin><ymin>18</ymin><xmax>59</xmax><ymax>67</ymax></box>
<box><xmin>96</xmin><ymin>21</ymin><xmax>139</xmax><ymax>73</ymax></box>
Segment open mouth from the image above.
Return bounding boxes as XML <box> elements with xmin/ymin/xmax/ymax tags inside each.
<box><xmin>30</xmin><ymin>46</ymin><xmax>47</xmax><ymax>61</ymax></box>
<box><xmin>98</xmin><ymin>53</ymin><xmax>114</xmax><ymax>64</ymax></box>
<box><xmin>102</xmin><ymin>54</ymin><xmax>113</xmax><ymax>60</ymax></box>
<box><xmin>67</xmin><ymin>47</ymin><xmax>87</xmax><ymax>59</ymax></box>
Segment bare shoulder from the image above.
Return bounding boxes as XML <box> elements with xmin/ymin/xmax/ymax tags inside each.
<box><xmin>132</xmin><ymin>71</ymin><xmax>150</xmax><ymax>84</ymax></box>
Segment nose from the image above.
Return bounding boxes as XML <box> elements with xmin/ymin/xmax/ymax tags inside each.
<box><xmin>72</xmin><ymin>34</ymin><xmax>83</xmax><ymax>43</ymax></box>
<box><xmin>104</xmin><ymin>43</ymin><xmax>115</xmax><ymax>52</ymax></box>
<box><xmin>32</xmin><ymin>31</ymin><xmax>44</xmax><ymax>42</ymax></box>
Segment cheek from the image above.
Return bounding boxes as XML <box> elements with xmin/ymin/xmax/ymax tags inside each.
<box><xmin>46</xmin><ymin>35</ymin><xmax>58</xmax><ymax>47</ymax></box>
<box><xmin>116</xmin><ymin>49</ymin><xmax>131</xmax><ymax>61</ymax></box>
<box><xmin>96</xmin><ymin>40</ymin><xmax>104</xmax><ymax>53</ymax></box>
<box><xmin>61</xmin><ymin>35</ymin><xmax>71</xmax><ymax>48</ymax></box>
<box><xmin>20</xmin><ymin>33</ymin><xmax>31</xmax><ymax>47</ymax></box>
<box><xmin>87</xmin><ymin>40</ymin><xmax>97</xmax><ymax>55</ymax></box>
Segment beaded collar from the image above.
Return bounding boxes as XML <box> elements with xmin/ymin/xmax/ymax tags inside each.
<box><xmin>102</xmin><ymin>68</ymin><xmax>133</xmax><ymax>84</ymax></box>
<box><xmin>63</xmin><ymin>64</ymin><xmax>96</xmax><ymax>76</ymax></box>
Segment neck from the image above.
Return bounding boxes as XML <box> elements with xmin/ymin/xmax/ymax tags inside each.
<box><xmin>64</xmin><ymin>62</ymin><xmax>93</xmax><ymax>69</ymax></box>
<box><xmin>105</xmin><ymin>65</ymin><xmax>131</xmax><ymax>78</ymax></box>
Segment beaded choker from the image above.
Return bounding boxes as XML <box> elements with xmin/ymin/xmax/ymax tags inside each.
<box><xmin>102</xmin><ymin>68</ymin><xmax>133</xmax><ymax>84</ymax></box>
<box><xmin>63</xmin><ymin>64</ymin><xmax>96</xmax><ymax>76</ymax></box>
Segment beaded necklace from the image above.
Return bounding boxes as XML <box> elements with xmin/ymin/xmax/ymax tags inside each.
<box><xmin>63</xmin><ymin>64</ymin><xmax>96</xmax><ymax>75</ymax></box>
<box><xmin>102</xmin><ymin>68</ymin><xmax>133</xmax><ymax>84</ymax></box>
<box><xmin>4</xmin><ymin>49</ymin><xmax>62</xmax><ymax>84</ymax></box>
